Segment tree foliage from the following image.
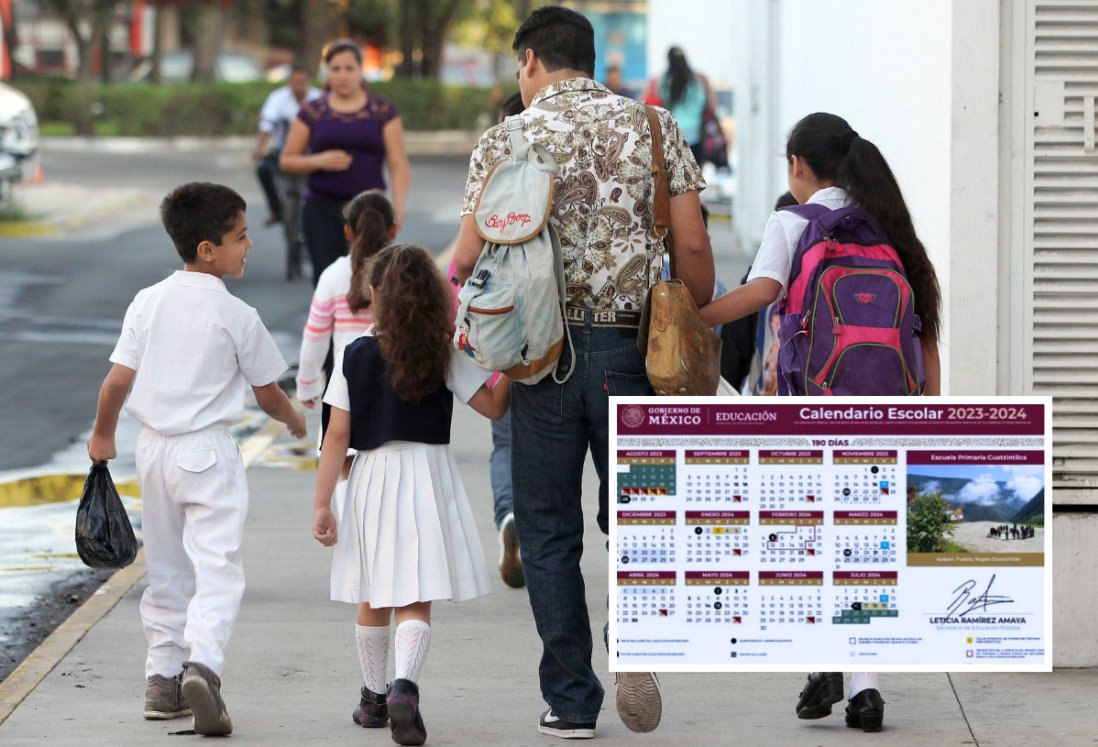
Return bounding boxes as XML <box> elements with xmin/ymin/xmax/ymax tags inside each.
<box><xmin>906</xmin><ymin>492</ymin><xmax>957</xmax><ymax>553</ymax></box>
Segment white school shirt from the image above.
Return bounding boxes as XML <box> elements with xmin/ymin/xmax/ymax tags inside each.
<box><xmin>323</xmin><ymin>331</ymin><xmax>491</xmax><ymax>413</ymax></box>
<box><xmin>258</xmin><ymin>84</ymin><xmax>323</xmax><ymax>150</ymax></box>
<box><xmin>110</xmin><ymin>271</ymin><xmax>288</xmax><ymax>436</ymax></box>
<box><xmin>295</xmin><ymin>256</ymin><xmax>374</xmax><ymax>402</ymax></box>
<box><xmin>746</xmin><ymin>186</ymin><xmax>855</xmax><ymax>295</ymax></box>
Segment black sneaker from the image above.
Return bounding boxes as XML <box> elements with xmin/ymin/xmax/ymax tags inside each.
<box><xmin>181</xmin><ymin>661</ymin><xmax>232</xmax><ymax>736</ymax></box>
<box><xmin>845</xmin><ymin>688</ymin><xmax>885</xmax><ymax>732</ymax></box>
<box><xmin>538</xmin><ymin>708</ymin><xmax>595</xmax><ymax>739</ymax></box>
<box><xmin>796</xmin><ymin>672</ymin><xmax>844</xmax><ymax>719</ymax></box>
<box><xmin>353</xmin><ymin>684</ymin><xmax>388</xmax><ymax>727</ymax></box>
<box><xmin>387</xmin><ymin>678</ymin><xmax>427</xmax><ymax>746</ymax></box>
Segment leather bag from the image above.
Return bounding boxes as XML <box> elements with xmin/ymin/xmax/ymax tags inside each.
<box><xmin>637</xmin><ymin>106</ymin><xmax>721</xmax><ymax>396</ymax></box>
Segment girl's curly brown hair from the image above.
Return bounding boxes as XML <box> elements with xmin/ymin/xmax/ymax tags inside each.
<box><xmin>367</xmin><ymin>243</ymin><xmax>454</xmax><ymax>402</ymax></box>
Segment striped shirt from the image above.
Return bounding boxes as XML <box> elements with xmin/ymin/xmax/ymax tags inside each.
<box><xmin>296</xmin><ymin>256</ymin><xmax>374</xmax><ymax>402</ymax></box>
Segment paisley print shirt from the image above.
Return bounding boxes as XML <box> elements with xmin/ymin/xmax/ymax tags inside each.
<box><xmin>462</xmin><ymin>78</ymin><xmax>705</xmax><ymax>312</ymax></box>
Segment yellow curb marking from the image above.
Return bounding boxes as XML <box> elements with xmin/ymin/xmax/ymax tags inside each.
<box><xmin>0</xmin><ymin>418</ymin><xmax>286</xmax><ymax>725</ymax></box>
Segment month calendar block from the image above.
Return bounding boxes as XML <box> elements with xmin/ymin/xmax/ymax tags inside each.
<box><xmin>610</xmin><ymin>398</ymin><xmax>1051</xmax><ymax>672</ymax></box>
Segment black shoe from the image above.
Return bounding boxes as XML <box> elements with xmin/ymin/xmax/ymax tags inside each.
<box><xmin>845</xmin><ymin>688</ymin><xmax>885</xmax><ymax>732</ymax></box>
<box><xmin>796</xmin><ymin>672</ymin><xmax>844</xmax><ymax>719</ymax></box>
<box><xmin>353</xmin><ymin>684</ymin><xmax>388</xmax><ymax>727</ymax></box>
<box><xmin>387</xmin><ymin>679</ymin><xmax>426</xmax><ymax>746</ymax></box>
<box><xmin>538</xmin><ymin>707</ymin><xmax>595</xmax><ymax>739</ymax></box>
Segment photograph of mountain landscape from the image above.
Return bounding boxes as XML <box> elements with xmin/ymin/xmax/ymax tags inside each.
<box><xmin>906</xmin><ymin>464</ymin><xmax>1045</xmax><ymax>554</ymax></box>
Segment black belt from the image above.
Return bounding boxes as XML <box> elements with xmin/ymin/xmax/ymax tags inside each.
<box><xmin>565</xmin><ymin>305</ymin><xmax>642</xmax><ymax>331</ymax></box>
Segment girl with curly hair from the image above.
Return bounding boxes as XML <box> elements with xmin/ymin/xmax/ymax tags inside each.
<box><xmin>310</xmin><ymin>243</ymin><xmax>509</xmax><ymax>745</ymax></box>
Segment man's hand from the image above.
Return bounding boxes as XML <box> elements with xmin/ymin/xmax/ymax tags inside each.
<box><xmin>312</xmin><ymin>507</ymin><xmax>338</xmax><ymax>546</ymax></box>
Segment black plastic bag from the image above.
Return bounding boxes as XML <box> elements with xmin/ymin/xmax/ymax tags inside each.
<box><xmin>75</xmin><ymin>461</ymin><xmax>138</xmax><ymax>569</ymax></box>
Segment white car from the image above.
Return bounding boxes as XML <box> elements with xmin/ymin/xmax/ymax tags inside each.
<box><xmin>0</xmin><ymin>82</ymin><xmax>39</xmax><ymax>192</ymax></box>
<box><xmin>0</xmin><ymin>82</ymin><xmax>39</xmax><ymax>160</ymax></box>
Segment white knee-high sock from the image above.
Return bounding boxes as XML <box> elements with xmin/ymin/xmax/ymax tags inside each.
<box><xmin>355</xmin><ymin>624</ymin><xmax>390</xmax><ymax>693</ymax></box>
<box><xmin>393</xmin><ymin>620</ymin><xmax>431</xmax><ymax>683</ymax></box>
<box><xmin>849</xmin><ymin>671</ymin><xmax>880</xmax><ymax>699</ymax></box>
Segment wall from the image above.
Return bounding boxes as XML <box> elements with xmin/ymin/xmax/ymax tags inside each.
<box><xmin>734</xmin><ymin>0</ymin><xmax>1005</xmax><ymax>395</ymax></box>
<box><xmin>647</xmin><ymin>0</ymin><xmax>739</xmax><ymax>91</ymax></box>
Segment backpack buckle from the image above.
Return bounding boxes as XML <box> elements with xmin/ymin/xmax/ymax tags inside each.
<box><xmin>471</xmin><ymin>269</ymin><xmax>490</xmax><ymax>289</ymax></box>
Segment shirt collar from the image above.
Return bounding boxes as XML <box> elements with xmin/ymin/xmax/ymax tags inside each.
<box><xmin>806</xmin><ymin>186</ymin><xmax>853</xmax><ymax>207</ymax></box>
<box><xmin>530</xmin><ymin>76</ymin><xmax>609</xmax><ymax>107</ymax></box>
<box><xmin>171</xmin><ymin>270</ymin><xmax>227</xmax><ymax>291</ymax></box>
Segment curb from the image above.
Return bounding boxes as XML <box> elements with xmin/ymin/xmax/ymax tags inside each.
<box><xmin>0</xmin><ymin>416</ymin><xmax>288</xmax><ymax>725</ymax></box>
<box><xmin>0</xmin><ymin>220</ymin><xmax>55</xmax><ymax>238</ymax></box>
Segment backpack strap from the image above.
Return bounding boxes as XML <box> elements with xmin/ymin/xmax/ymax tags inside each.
<box><xmin>505</xmin><ymin>115</ymin><xmax>526</xmax><ymax>160</ymax></box>
<box><xmin>550</xmin><ymin>224</ymin><xmax>576</xmax><ymax>385</ymax></box>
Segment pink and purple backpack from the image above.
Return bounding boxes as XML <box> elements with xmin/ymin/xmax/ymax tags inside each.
<box><xmin>777</xmin><ymin>204</ymin><xmax>925</xmax><ymax>396</ymax></box>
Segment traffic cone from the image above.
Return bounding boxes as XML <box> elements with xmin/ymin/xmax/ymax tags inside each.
<box><xmin>28</xmin><ymin>160</ymin><xmax>45</xmax><ymax>185</ymax></box>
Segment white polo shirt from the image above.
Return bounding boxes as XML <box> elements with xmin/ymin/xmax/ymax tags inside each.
<box><xmin>746</xmin><ymin>186</ymin><xmax>856</xmax><ymax>295</ymax></box>
<box><xmin>258</xmin><ymin>84</ymin><xmax>322</xmax><ymax>150</ymax></box>
<box><xmin>110</xmin><ymin>271</ymin><xmax>288</xmax><ymax>436</ymax></box>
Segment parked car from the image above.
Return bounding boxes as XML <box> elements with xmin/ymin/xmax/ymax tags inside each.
<box><xmin>0</xmin><ymin>82</ymin><xmax>39</xmax><ymax>198</ymax></box>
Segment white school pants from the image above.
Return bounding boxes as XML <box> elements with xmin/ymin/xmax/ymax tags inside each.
<box><xmin>136</xmin><ymin>424</ymin><xmax>249</xmax><ymax>679</ymax></box>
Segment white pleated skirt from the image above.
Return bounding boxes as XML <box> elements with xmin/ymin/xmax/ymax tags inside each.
<box><xmin>330</xmin><ymin>440</ymin><xmax>491</xmax><ymax>607</ymax></box>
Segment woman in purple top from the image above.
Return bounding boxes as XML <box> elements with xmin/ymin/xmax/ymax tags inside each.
<box><xmin>282</xmin><ymin>39</ymin><xmax>410</xmax><ymax>286</ymax></box>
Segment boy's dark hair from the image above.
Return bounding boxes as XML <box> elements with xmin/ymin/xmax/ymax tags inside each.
<box><xmin>159</xmin><ymin>182</ymin><xmax>246</xmax><ymax>263</ymax></box>
<box><xmin>512</xmin><ymin>7</ymin><xmax>595</xmax><ymax>75</ymax></box>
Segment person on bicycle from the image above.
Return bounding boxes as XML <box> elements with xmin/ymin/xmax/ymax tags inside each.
<box><xmin>252</xmin><ymin>65</ymin><xmax>321</xmax><ymax>227</ymax></box>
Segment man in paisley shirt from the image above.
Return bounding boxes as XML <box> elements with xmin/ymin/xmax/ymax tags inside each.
<box><xmin>455</xmin><ymin>6</ymin><xmax>714</xmax><ymax>739</ymax></box>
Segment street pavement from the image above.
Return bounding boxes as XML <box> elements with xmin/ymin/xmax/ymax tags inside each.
<box><xmin>1</xmin><ymin>404</ymin><xmax>1096</xmax><ymax>745</ymax></box>
<box><xmin>2</xmin><ymin>139</ymin><xmax>1095</xmax><ymax>745</ymax></box>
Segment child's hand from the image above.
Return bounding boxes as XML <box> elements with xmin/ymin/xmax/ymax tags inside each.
<box><xmin>87</xmin><ymin>433</ymin><xmax>116</xmax><ymax>463</ymax></box>
<box><xmin>287</xmin><ymin>410</ymin><xmax>307</xmax><ymax>439</ymax></box>
<box><xmin>312</xmin><ymin>507</ymin><xmax>338</xmax><ymax>546</ymax></box>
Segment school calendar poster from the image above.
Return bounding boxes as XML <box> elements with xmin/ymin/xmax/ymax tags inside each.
<box><xmin>608</xmin><ymin>397</ymin><xmax>1052</xmax><ymax>672</ymax></box>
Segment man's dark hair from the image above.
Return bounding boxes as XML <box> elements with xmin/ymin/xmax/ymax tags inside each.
<box><xmin>512</xmin><ymin>7</ymin><xmax>595</xmax><ymax>75</ymax></box>
<box><xmin>160</xmin><ymin>182</ymin><xmax>246</xmax><ymax>263</ymax></box>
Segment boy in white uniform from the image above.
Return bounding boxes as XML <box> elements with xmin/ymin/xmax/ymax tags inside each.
<box><xmin>88</xmin><ymin>182</ymin><xmax>307</xmax><ymax>737</ymax></box>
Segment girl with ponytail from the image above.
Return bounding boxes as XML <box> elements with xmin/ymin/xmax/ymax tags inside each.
<box><xmin>699</xmin><ymin>112</ymin><xmax>944</xmax><ymax>731</ymax></box>
<box><xmin>699</xmin><ymin>112</ymin><xmax>942</xmax><ymax>396</ymax></box>
<box><xmin>297</xmin><ymin>190</ymin><xmax>396</xmax><ymax>470</ymax></box>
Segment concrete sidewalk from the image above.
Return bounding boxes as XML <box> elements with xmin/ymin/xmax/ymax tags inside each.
<box><xmin>1</xmin><ymin>405</ymin><xmax>1096</xmax><ymax>745</ymax></box>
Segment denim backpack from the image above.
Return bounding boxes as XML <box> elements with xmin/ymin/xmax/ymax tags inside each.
<box><xmin>453</xmin><ymin>116</ymin><xmax>575</xmax><ymax>385</ymax></box>
<box><xmin>777</xmin><ymin>204</ymin><xmax>925</xmax><ymax>396</ymax></box>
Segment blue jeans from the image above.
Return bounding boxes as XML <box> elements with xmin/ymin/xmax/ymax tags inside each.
<box><xmin>301</xmin><ymin>199</ymin><xmax>349</xmax><ymax>287</ymax></box>
<box><xmin>490</xmin><ymin>412</ymin><xmax>513</xmax><ymax>529</ymax></box>
<box><xmin>511</xmin><ymin>318</ymin><xmax>652</xmax><ymax>724</ymax></box>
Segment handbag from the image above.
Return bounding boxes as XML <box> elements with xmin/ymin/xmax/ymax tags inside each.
<box><xmin>637</xmin><ymin>106</ymin><xmax>721</xmax><ymax>396</ymax></box>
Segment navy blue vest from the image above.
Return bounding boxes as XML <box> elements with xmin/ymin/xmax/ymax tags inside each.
<box><xmin>342</xmin><ymin>336</ymin><xmax>453</xmax><ymax>451</ymax></box>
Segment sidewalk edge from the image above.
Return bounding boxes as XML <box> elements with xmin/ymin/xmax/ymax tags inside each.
<box><xmin>0</xmin><ymin>416</ymin><xmax>284</xmax><ymax>725</ymax></box>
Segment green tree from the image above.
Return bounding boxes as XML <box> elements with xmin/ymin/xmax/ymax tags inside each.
<box><xmin>907</xmin><ymin>492</ymin><xmax>957</xmax><ymax>553</ymax></box>
<box><xmin>40</xmin><ymin>0</ymin><xmax>120</xmax><ymax>82</ymax></box>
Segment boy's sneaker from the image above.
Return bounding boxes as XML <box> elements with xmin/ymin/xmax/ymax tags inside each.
<box><xmin>143</xmin><ymin>673</ymin><xmax>190</xmax><ymax>720</ymax></box>
<box><xmin>353</xmin><ymin>684</ymin><xmax>388</xmax><ymax>727</ymax></box>
<box><xmin>538</xmin><ymin>708</ymin><xmax>595</xmax><ymax>739</ymax></box>
<box><xmin>181</xmin><ymin>661</ymin><xmax>233</xmax><ymax>736</ymax></box>
<box><xmin>387</xmin><ymin>678</ymin><xmax>427</xmax><ymax>746</ymax></box>
<box><xmin>498</xmin><ymin>513</ymin><xmax>524</xmax><ymax>588</ymax></box>
<box><xmin>615</xmin><ymin>672</ymin><xmax>662</xmax><ymax>733</ymax></box>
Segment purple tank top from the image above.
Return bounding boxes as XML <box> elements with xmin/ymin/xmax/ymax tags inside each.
<box><xmin>297</xmin><ymin>91</ymin><xmax>398</xmax><ymax>204</ymax></box>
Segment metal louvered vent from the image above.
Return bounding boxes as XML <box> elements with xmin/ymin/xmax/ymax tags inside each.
<box><xmin>1030</xmin><ymin>0</ymin><xmax>1098</xmax><ymax>499</ymax></box>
